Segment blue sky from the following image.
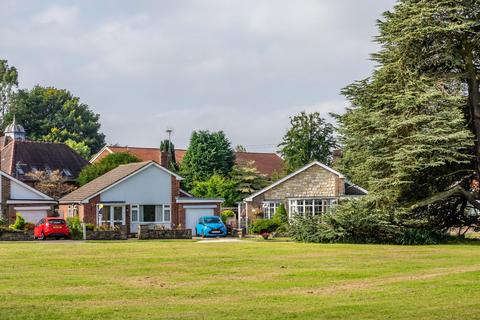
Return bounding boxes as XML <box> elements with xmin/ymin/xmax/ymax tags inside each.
<box><xmin>1</xmin><ymin>0</ymin><xmax>396</xmax><ymax>151</ymax></box>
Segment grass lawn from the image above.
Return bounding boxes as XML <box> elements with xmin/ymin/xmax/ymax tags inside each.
<box><xmin>1</xmin><ymin>240</ymin><xmax>480</xmax><ymax>319</ymax></box>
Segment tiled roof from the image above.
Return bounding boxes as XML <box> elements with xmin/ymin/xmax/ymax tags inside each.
<box><xmin>1</xmin><ymin>140</ymin><xmax>89</xmax><ymax>181</ymax></box>
<box><xmin>235</xmin><ymin>152</ymin><xmax>284</xmax><ymax>177</ymax></box>
<box><xmin>99</xmin><ymin>146</ymin><xmax>284</xmax><ymax>177</ymax></box>
<box><xmin>108</xmin><ymin>146</ymin><xmax>162</xmax><ymax>162</ymax></box>
<box><xmin>60</xmin><ymin>161</ymin><xmax>152</xmax><ymax>203</ymax></box>
<box><xmin>344</xmin><ymin>181</ymin><xmax>368</xmax><ymax>196</ymax></box>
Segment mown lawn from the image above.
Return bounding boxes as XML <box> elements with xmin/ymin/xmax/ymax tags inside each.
<box><xmin>1</xmin><ymin>240</ymin><xmax>479</xmax><ymax>319</ymax></box>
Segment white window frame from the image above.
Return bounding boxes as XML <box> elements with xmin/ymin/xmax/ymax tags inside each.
<box><xmin>288</xmin><ymin>198</ymin><xmax>338</xmax><ymax>218</ymax></box>
<box><xmin>131</xmin><ymin>204</ymin><xmax>139</xmax><ymax>223</ymax></box>
<box><xmin>262</xmin><ymin>201</ymin><xmax>280</xmax><ymax>219</ymax></box>
<box><xmin>136</xmin><ymin>204</ymin><xmax>171</xmax><ymax>223</ymax></box>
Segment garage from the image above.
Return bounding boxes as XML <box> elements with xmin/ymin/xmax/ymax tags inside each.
<box><xmin>185</xmin><ymin>207</ymin><xmax>215</xmax><ymax>233</ymax></box>
<box><xmin>15</xmin><ymin>207</ymin><xmax>49</xmax><ymax>224</ymax></box>
<box><xmin>176</xmin><ymin>198</ymin><xmax>224</xmax><ymax>235</ymax></box>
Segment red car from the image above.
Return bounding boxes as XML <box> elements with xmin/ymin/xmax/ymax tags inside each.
<box><xmin>34</xmin><ymin>217</ymin><xmax>70</xmax><ymax>240</ymax></box>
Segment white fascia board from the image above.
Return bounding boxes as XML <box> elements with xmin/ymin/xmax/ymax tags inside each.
<box><xmin>245</xmin><ymin>161</ymin><xmax>344</xmax><ymax>202</ymax></box>
<box><xmin>7</xmin><ymin>200</ymin><xmax>57</xmax><ymax>204</ymax></box>
<box><xmin>89</xmin><ymin>146</ymin><xmax>113</xmax><ymax>163</ymax></box>
<box><xmin>182</xmin><ymin>205</ymin><xmax>218</xmax><ymax>209</ymax></box>
<box><xmin>175</xmin><ymin>197</ymin><xmax>224</xmax><ymax>204</ymax></box>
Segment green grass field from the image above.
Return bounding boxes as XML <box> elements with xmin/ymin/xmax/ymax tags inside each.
<box><xmin>1</xmin><ymin>240</ymin><xmax>480</xmax><ymax>319</ymax></box>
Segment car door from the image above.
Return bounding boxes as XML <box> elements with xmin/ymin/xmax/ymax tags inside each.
<box><xmin>196</xmin><ymin>217</ymin><xmax>203</xmax><ymax>236</ymax></box>
<box><xmin>34</xmin><ymin>219</ymin><xmax>44</xmax><ymax>237</ymax></box>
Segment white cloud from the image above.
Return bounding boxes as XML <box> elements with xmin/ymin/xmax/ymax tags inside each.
<box><xmin>0</xmin><ymin>0</ymin><xmax>395</xmax><ymax>151</ymax></box>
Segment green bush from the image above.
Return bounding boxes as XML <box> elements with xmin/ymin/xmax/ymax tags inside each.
<box><xmin>0</xmin><ymin>214</ymin><xmax>6</xmax><ymax>226</ymax></box>
<box><xmin>397</xmin><ymin>228</ymin><xmax>450</xmax><ymax>245</ymax></box>
<box><xmin>9</xmin><ymin>214</ymin><xmax>26</xmax><ymax>231</ymax></box>
<box><xmin>85</xmin><ymin>223</ymin><xmax>95</xmax><ymax>231</ymax></box>
<box><xmin>273</xmin><ymin>204</ymin><xmax>288</xmax><ymax>224</ymax></box>
<box><xmin>220</xmin><ymin>210</ymin><xmax>235</xmax><ymax>223</ymax></box>
<box><xmin>67</xmin><ymin>216</ymin><xmax>83</xmax><ymax>240</ymax></box>
<box><xmin>251</xmin><ymin>219</ymin><xmax>280</xmax><ymax>234</ymax></box>
<box><xmin>273</xmin><ymin>223</ymin><xmax>289</xmax><ymax>237</ymax></box>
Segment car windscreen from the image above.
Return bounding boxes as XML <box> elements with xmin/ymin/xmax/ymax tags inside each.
<box><xmin>49</xmin><ymin>219</ymin><xmax>66</xmax><ymax>225</ymax></box>
<box><xmin>204</xmin><ymin>217</ymin><xmax>220</xmax><ymax>224</ymax></box>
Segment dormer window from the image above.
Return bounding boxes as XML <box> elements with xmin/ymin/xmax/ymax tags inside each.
<box><xmin>45</xmin><ymin>166</ymin><xmax>52</xmax><ymax>175</ymax></box>
<box><xmin>16</xmin><ymin>163</ymin><xmax>25</xmax><ymax>175</ymax></box>
<box><xmin>62</xmin><ymin>169</ymin><xmax>72</xmax><ymax>177</ymax></box>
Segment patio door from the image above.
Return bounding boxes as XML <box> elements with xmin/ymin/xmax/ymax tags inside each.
<box><xmin>98</xmin><ymin>205</ymin><xmax>125</xmax><ymax>227</ymax></box>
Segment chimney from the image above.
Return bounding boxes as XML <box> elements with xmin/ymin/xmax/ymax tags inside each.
<box><xmin>160</xmin><ymin>150</ymin><xmax>169</xmax><ymax>168</ymax></box>
<box><xmin>332</xmin><ymin>149</ymin><xmax>343</xmax><ymax>164</ymax></box>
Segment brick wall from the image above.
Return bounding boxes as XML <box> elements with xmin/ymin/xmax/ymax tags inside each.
<box><xmin>1</xmin><ymin>175</ymin><xmax>11</xmax><ymax>224</ymax></box>
<box><xmin>171</xmin><ymin>176</ymin><xmax>180</xmax><ymax>226</ymax></box>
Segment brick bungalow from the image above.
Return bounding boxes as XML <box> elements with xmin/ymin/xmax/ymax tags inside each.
<box><xmin>239</xmin><ymin>161</ymin><xmax>367</xmax><ymax>228</ymax></box>
<box><xmin>58</xmin><ymin>161</ymin><xmax>222</xmax><ymax>234</ymax></box>
<box><xmin>0</xmin><ymin>170</ymin><xmax>56</xmax><ymax>225</ymax></box>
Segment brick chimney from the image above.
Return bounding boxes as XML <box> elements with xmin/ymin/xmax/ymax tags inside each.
<box><xmin>332</xmin><ymin>149</ymin><xmax>343</xmax><ymax>164</ymax></box>
<box><xmin>159</xmin><ymin>150</ymin><xmax>169</xmax><ymax>168</ymax></box>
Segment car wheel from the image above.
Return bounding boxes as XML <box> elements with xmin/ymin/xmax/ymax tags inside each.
<box><xmin>33</xmin><ymin>236</ymin><xmax>37</xmax><ymax>240</ymax></box>
<box><xmin>40</xmin><ymin>232</ymin><xmax>46</xmax><ymax>241</ymax></box>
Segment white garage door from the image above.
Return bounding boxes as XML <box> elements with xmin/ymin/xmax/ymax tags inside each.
<box><xmin>185</xmin><ymin>208</ymin><xmax>215</xmax><ymax>233</ymax></box>
<box><xmin>16</xmin><ymin>210</ymin><xmax>48</xmax><ymax>224</ymax></box>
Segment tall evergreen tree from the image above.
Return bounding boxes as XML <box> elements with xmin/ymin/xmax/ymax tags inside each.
<box><xmin>333</xmin><ymin>0</ymin><xmax>479</xmax><ymax>237</ymax></box>
<box><xmin>180</xmin><ymin>130</ymin><xmax>235</xmax><ymax>190</ymax></box>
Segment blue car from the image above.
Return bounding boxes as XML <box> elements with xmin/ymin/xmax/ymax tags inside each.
<box><xmin>195</xmin><ymin>216</ymin><xmax>227</xmax><ymax>237</ymax></box>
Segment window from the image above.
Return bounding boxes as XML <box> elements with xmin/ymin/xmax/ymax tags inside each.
<box><xmin>63</xmin><ymin>169</ymin><xmax>72</xmax><ymax>177</ymax></box>
<box><xmin>262</xmin><ymin>202</ymin><xmax>280</xmax><ymax>219</ymax></box>
<box><xmin>163</xmin><ymin>205</ymin><xmax>171</xmax><ymax>222</ymax></box>
<box><xmin>16</xmin><ymin>163</ymin><xmax>25</xmax><ymax>175</ymax></box>
<box><xmin>131</xmin><ymin>205</ymin><xmax>139</xmax><ymax>222</ymax></box>
<box><xmin>289</xmin><ymin>199</ymin><xmax>337</xmax><ymax>217</ymax></box>
<box><xmin>137</xmin><ymin>204</ymin><xmax>171</xmax><ymax>223</ymax></box>
<box><xmin>142</xmin><ymin>205</ymin><xmax>156</xmax><ymax>222</ymax></box>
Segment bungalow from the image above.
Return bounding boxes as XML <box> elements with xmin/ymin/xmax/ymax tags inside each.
<box><xmin>58</xmin><ymin>161</ymin><xmax>222</xmax><ymax>234</ymax></box>
<box><xmin>239</xmin><ymin>161</ymin><xmax>367</xmax><ymax>227</ymax></box>
<box><xmin>0</xmin><ymin>170</ymin><xmax>56</xmax><ymax>225</ymax></box>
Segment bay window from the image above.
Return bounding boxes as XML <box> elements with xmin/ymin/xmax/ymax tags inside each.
<box><xmin>288</xmin><ymin>199</ymin><xmax>337</xmax><ymax>217</ymax></box>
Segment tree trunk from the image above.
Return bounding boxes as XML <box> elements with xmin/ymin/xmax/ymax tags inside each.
<box><xmin>465</xmin><ymin>43</ymin><xmax>480</xmax><ymax>174</ymax></box>
<box><xmin>411</xmin><ymin>185</ymin><xmax>480</xmax><ymax>211</ymax></box>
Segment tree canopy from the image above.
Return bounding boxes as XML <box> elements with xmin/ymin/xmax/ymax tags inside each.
<box><xmin>301</xmin><ymin>0</ymin><xmax>480</xmax><ymax>243</ymax></box>
<box><xmin>0</xmin><ymin>59</ymin><xmax>18</xmax><ymax>121</ymax></box>
<box><xmin>7</xmin><ymin>85</ymin><xmax>105</xmax><ymax>156</ymax></box>
<box><xmin>180</xmin><ymin>130</ymin><xmax>235</xmax><ymax>190</ymax></box>
<box><xmin>77</xmin><ymin>152</ymin><xmax>141</xmax><ymax>186</ymax></box>
<box><xmin>278</xmin><ymin>111</ymin><xmax>336</xmax><ymax>172</ymax></box>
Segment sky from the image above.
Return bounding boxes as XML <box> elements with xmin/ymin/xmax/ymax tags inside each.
<box><xmin>0</xmin><ymin>0</ymin><xmax>396</xmax><ymax>152</ymax></box>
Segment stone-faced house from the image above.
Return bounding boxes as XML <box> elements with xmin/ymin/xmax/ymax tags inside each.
<box><xmin>0</xmin><ymin>170</ymin><xmax>56</xmax><ymax>225</ymax></box>
<box><xmin>90</xmin><ymin>145</ymin><xmax>284</xmax><ymax>178</ymax></box>
<box><xmin>58</xmin><ymin>161</ymin><xmax>222</xmax><ymax>234</ymax></box>
<box><xmin>239</xmin><ymin>161</ymin><xmax>367</xmax><ymax>226</ymax></box>
<box><xmin>0</xmin><ymin>118</ymin><xmax>89</xmax><ymax>186</ymax></box>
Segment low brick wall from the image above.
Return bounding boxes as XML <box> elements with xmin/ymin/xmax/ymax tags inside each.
<box><xmin>137</xmin><ymin>225</ymin><xmax>192</xmax><ymax>240</ymax></box>
<box><xmin>0</xmin><ymin>230</ymin><xmax>34</xmax><ymax>241</ymax></box>
<box><xmin>85</xmin><ymin>230</ymin><xmax>127</xmax><ymax>240</ymax></box>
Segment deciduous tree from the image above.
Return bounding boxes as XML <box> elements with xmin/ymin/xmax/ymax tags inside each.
<box><xmin>278</xmin><ymin>111</ymin><xmax>336</xmax><ymax>171</ymax></box>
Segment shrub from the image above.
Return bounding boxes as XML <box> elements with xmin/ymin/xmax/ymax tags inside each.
<box><xmin>397</xmin><ymin>228</ymin><xmax>450</xmax><ymax>245</ymax></box>
<box><xmin>9</xmin><ymin>214</ymin><xmax>26</xmax><ymax>231</ymax></box>
<box><xmin>67</xmin><ymin>216</ymin><xmax>83</xmax><ymax>240</ymax></box>
<box><xmin>251</xmin><ymin>219</ymin><xmax>280</xmax><ymax>239</ymax></box>
<box><xmin>0</xmin><ymin>214</ymin><xmax>6</xmax><ymax>226</ymax></box>
<box><xmin>273</xmin><ymin>223</ymin><xmax>289</xmax><ymax>237</ymax></box>
<box><xmin>24</xmin><ymin>223</ymin><xmax>35</xmax><ymax>231</ymax></box>
<box><xmin>273</xmin><ymin>204</ymin><xmax>288</xmax><ymax>224</ymax></box>
<box><xmin>220</xmin><ymin>210</ymin><xmax>235</xmax><ymax>223</ymax></box>
<box><xmin>84</xmin><ymin>223</ymin><xmax>95</xmax><ymax>231</ymax></box>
